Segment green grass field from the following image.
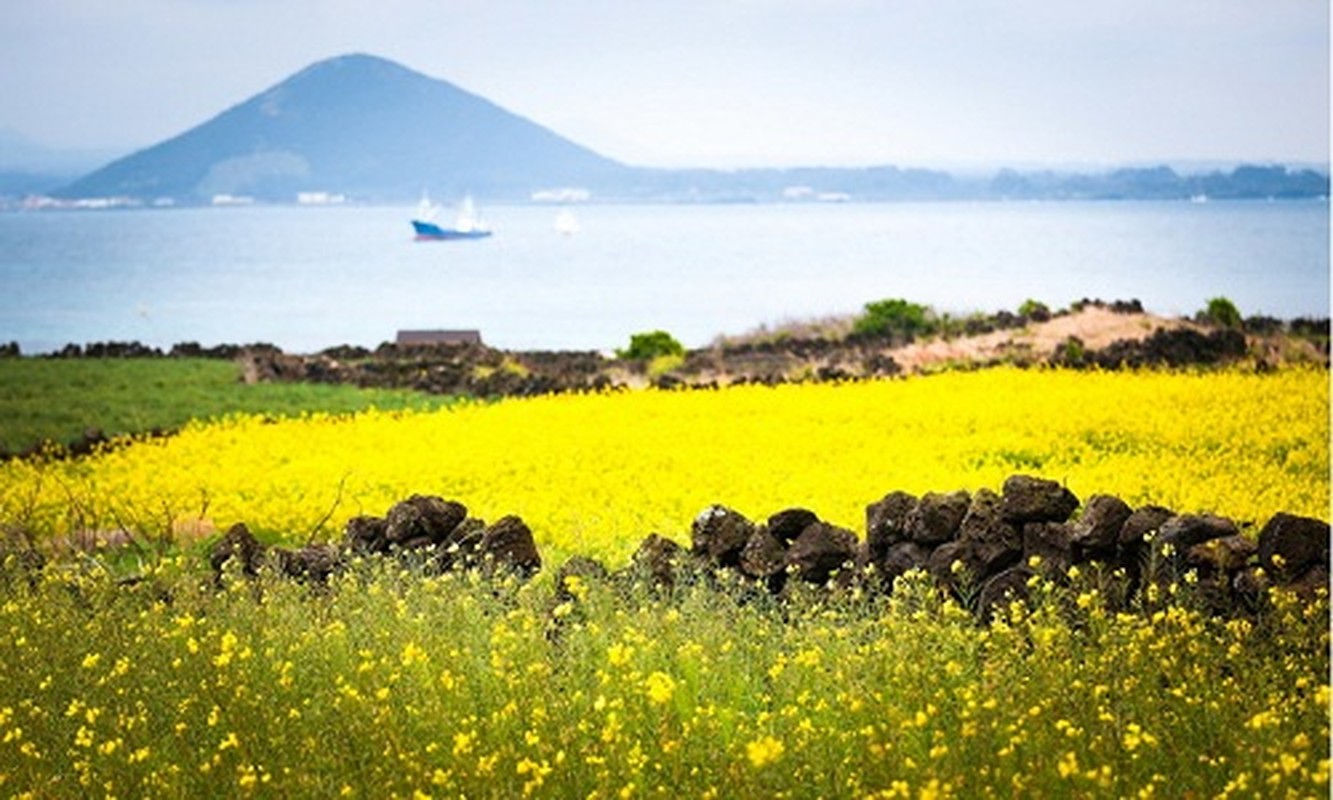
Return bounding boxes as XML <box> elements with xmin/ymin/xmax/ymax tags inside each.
<box><xmin>0</xmin><ymin>358</ymin><xmax>453</xmax><ymax>456</ymax></box>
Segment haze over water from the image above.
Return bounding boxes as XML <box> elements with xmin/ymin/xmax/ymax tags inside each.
<box><xmin>1</xmin><ymin>200</ymin><xmax>1327</xmax><ymax>355</ymax></box>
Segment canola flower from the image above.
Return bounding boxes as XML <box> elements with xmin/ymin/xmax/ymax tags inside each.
<box><xmin>0</xmin><ymin>367</ymin><xmax>1325</xmax><ymax>565</ymax></box>
<box><xmin>0</xmin><ymin>556</ymin><xmax>1325</xmax><ymax>797</ymax></box>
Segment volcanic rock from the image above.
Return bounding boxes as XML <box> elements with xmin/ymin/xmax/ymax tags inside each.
<box><xmin>1022</xmin><ymin>522</ymin><xmax>1074</xmax><ymax>576</ymax></box>
<box><xmin>740</xmin><ymin>528</ymin><xmax>787</xmax><ymax>580</ymax></box>
<box><xmin>385</xmin><ymin>495</ymin><xmax>468</xmax><ymax>547</ymax></box>
<box><xmin>1154</xmin><ymin>514</ymin><xmax>1238</xmax><ymax>572</ymax></box>
<box><xmin>209</xmin><ymin>523</ymin><xmax>265</xmax><ymax>579</ymax></box>
<box><xmin>479</xmin><ymin>515</ymin><xmax>541</xmax><ymax>576</ymax></box>
<box><xmin>926</xmin><ymin>541</ymin><xmax>972</xmax><ymax>586</ymax></box>
<box><xmin>1185</xmin><ymin>535</ymin><xmax>1257</xmax><ymax>578</ymax></box>
<box><xmin>343</xmin><ymin>515</ymin><xmax>390</xmax><ymax>555</ymax></box>
<box><xmin>1001</xmin><ymin>475</ymin><xmax>1079</xmax><ymax>524</ymax></box>
<box><xmin>879</xmin><ymin>541</ymin><xmax>932</xmax><ymax>584</ymax></box>
<box><xmin>958</xmin><ymin>488</ymin><xmax>1023</xmax><ymax>578</ymax></box>
<box><xmin>767</xmin><ymin>508</ymin><xmax>819</xmax><ymax>544</ymax></box>
<box><xmin>630</xmin><ymin>533</ymin><xmax>685</xmax><ymax>590</ymax></box>
<box><xmin>273</xmin><ymin>543</ymin><xmax>343</xmax><ymax>583</ymax></box>
<box><xmin>1257</xmin><ymin>512</ymin><xmax>1330</xmax><ymax>583</ymax></box>
<box><xmin>691</xmin><ymin>505</ymin><xmax>756</xmax><ymax>568</ymax></box>
<box><xmin>784</xmin><ymin>521</ymin><xmax>861</xmax><ymax>584</ymax></box>
<box><xmin>976</xmin><ymin>565</ymin><xmax>1037</xmax><ymax>622</ymax></box>
<box><xmin>1070</xmin><ymin>494</ymin><xmax>1133</xmax><ymax>556</ymax></box>
<box><xmin>906</xmin><ymin>490</ymin><xmax>969</xmax><ymax>545</ymax></box>
<box><xmin>866</xmin><ymin>491</ymin><xmax>917</xmax><ymax>559</ymax></box>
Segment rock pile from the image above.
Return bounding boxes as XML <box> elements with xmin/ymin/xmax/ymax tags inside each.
<box><xmin>208</xmin><ymin>494</ymin><xmax>541</xmax><ymax>586</ymax></box>
<box><xmin>203</xmin><ymin>475</ymin><xmax>1327</xmax><ymax>620</ymax></box>
<box><xmin>586</xmin><ymin>474</ymin><xmax>1330</xmax><ymax>620</ymax></box>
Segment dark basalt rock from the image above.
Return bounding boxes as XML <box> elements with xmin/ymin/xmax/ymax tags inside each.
<box><xmin>866</xmin><ymin>491</ymin><xmax>918</xmax><ymax>559</ymax></box>
<box><xmin>384</xmin><ymin>495</ymin><xmax>468</xmax><ymax>547</ymax></box>
<box><xmin>1071</xmin><ymin>494</ymin><xmax>1133</xmax><ymax>556</ymax></box>
<box><xmin>479</xmin><ymin>515</ymin><xmax>541</xmax><ymax>576</ymax></box>
<box><xmin>1286</xmin><ymin>564</ymin><xmax>1331</xmax><ymax>601</ymax></box>
<box><xmin>1091</xmin><ymin>327</ymin><xmax>1247</xmax><ymax>369</ymax></box>
<box><xmin>1185</xmin><ymin>535</ymin><xmax>1258</xmax><ymax>578</ymax></box>
<box><xmin>739</xmin><ymin>528</ymin><xmax>787</xmax><ymax>580</ymax></box>
<box><xmin>926</xmin><ymin>541</ymin><xmax>971</xmax><ymax>586</ymax></box>
<box><xmin>1117</xmin><ymin>505</ymin><xmax>1175</xmax><ymax>555</ymax></box>
<box><xmin>1001</xmin><ymin>475</ymin><xmax>1079</xmax><ymax>524</ymax></box>
<box><xmin>976</xmin><ymin>565</ymin><xmax>1037</xmax><ymax>622</ymax></box>
<box><xmin>433</xmin><ymin>518</ymin><xmax>486</xmax><ymax>572</ymax></box>
<box><xmin>209</xmin><ymin>522</ymin><xmax>265</xmax><ymax>579</ymax></box>
<box><xmin>1022</xmin><ymin>522</ymin><xmax>1074</xmax><ymax>577</ymax></box>
<box><xmin>630</xmin><ymin>533</ymin><xmax>685</xmax><ymax>590</ymax></box>
<box><xmin>1154</xmin><ymin>514</ymin><xmax>1239</xmax><ymax>572</ymax></box>
<box><xmin>343</xmin><ymin>515</ymin><xmax>390</xmax><ymax>555</ymax></box>
<box><xmin>767</xmin><ymin>508</ymin><xmax>819</xmax><ymax>545</ymax></box>
<box><xmin>784</xmin><ymin>521</ymin><xmax>860</xmax><ymax>584</ymax></box>
<box><xmin>879</xmin><ymin>541</ymin><xmax>932</xmax><ymax>584</ymax></box>
<box><xmin>1257</xmin><ymin>512</ymin><xmax>1330</xmax><ymax>584</ymax></box>
<box><xmin>691</xmin><ymin>505</ymin><xmax>756</xmax><ymax>568</ymax></box>
<box><xmin>958</xmin><ymin>488</ymin><xmax>1023</xmax><ymax>578</ymax></box>
<box><xmin>273</xmin><ymin>543</ymin><xmax>343</xmax><ymax>584</ymax></box>
<box><xmin>907</xmin><ymin>490</ymin><xmax>970</xmax><ymax>545</ymax></box>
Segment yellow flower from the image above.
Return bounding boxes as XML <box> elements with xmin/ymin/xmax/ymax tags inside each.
<box><xmin>1122</xmin><ymin>723</ymin><xmax>1157</xmax><ymax>751</ymax></box>
<box><xmin>644</xmin><ymin>671</ymin><xmax>676</xmax><ymax>706</ymax></box>
<box><xmin>1057</xmin><ymin>751</ymin><xmax>1079</xmax><ymax>778</ymax></box>
<box><xmin>746</xmin><ymin>735</ymin><xmax>785</xmax><ymax>769</ymax></box>
<box><xmin>452</xmin><ymin>731</ymin><xmax>475</xmax><ymax>756</ymax></box>
<box><xmin>400</xmin><ymin>642</ymin><xmax>428</xmax><ymax>667</ymax></box>
<box><xmin>607</xmin><ymin>642</ymin><xmax>634</xmax><ymax>667</ymax></box>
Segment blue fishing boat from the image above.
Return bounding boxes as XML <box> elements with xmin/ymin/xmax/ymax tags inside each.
<box><xmin>411</xmin><ymin>194</ymin><xmax>492</xmax><ymax>240</ymax></box>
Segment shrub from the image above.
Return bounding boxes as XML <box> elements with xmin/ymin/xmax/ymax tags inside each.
<box><xmin>617</xmin><ymin>330</ymin><xmax>685</xmax><ymax>360</ymax></box>
<box><xmin>852</xmin><ymin>298</ymin><xmax>932</xmax><ymax>340</ymax></box>
<box><xmin>1018</xmin><ymin>299</ymin><xmax>1052</xmax><ymax>322</ymax></box>
<box><xmin>1201</xmin><ymin>297</ymin><xmax>1243</xmax><ymax>329</ymax></box>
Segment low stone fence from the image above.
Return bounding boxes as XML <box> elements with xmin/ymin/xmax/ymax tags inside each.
<box><xmin>205</xmin><ymin>474</ymin><xmax>1328</xmax><ymax>622</ymax></box>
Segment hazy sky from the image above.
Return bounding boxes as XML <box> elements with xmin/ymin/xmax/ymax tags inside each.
<box><xmin>1</xmin><ymin>0</ymin><xmax>1327</xmax><ymax>168</ymax></box>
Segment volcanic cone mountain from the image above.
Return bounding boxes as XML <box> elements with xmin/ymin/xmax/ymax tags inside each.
<box><xmin>57</xmin><ymin>53</ymin><xmax>628</xmax><ymax>204</ymax></box>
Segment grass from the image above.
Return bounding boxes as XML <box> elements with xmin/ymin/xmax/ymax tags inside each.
<box><xmin>0</xmin><ymin>558</ymin><xmax>1325</xmax><ymax>798</ymax></box>
<box><xmin>0</xmin><ymin>358</ymin><xmax>455</xmax><ymax>457</ymax></box>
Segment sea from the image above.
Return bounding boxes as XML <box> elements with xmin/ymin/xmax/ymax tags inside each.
<box><xmin>0</xmin><ymin>200</ymin><xmax>1328</xmax><ymax>354</ymax></box>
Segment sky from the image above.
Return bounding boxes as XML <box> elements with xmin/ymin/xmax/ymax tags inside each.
<box><xmin>0</xmin><ymin>0</ymin><xmax>1328</xmax><ymax>169</ymax></box>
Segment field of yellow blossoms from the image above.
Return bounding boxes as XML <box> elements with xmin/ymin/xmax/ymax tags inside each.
<box><xmin>1</xmin><ymin>366</ymin><xmax>1327</xmax><ymax>562</ymax></box>
<box><xmin>0</xmin><ymin>366</ymin><xmax>1328</xmax><ymax>797</ymax></box>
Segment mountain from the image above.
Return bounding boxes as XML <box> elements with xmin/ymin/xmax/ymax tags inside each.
<box><xmin>46</xmin><ymin>53</ymin><xmax>1330</xmax><ymax>205</ymax></box>
<box><xmin>57</xmin><ymin>54</ymin><xmax>629</xmax><ymax>203</ymax></box>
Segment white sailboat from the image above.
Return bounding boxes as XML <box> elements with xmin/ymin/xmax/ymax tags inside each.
<box><xmin>554</xmin><ymin>208</ymin><xmax>580</xmax><ymax>236</ymax></box>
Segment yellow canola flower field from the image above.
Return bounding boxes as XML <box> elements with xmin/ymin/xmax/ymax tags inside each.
<box><xmin>1</xmin><ymin>367</ymin><xmax>1326</xmax><ymax>564</ymax></box>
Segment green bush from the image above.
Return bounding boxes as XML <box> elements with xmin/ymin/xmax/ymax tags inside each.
<box><xmin>1018</xmin><ymin>298</ymin><xmax>1052</xmax><ymax>321</ymax></box>
<box><xmin>617</xmin><ymin>330</ymin><xmax>685</xmax><ymax>360</ymax></box>
<box><xmin>852</xmin><ymin>298</ymin><xmax>932</xmax><ymax>340</ymax></box>
<box><xmin>1202</xmin><ymin>297</ymin><xmax>1243</xmax><ymax>329</ymax></box>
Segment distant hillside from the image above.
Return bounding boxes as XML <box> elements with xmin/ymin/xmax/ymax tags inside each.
<box><xmin>44</xmin><ymin>54</ymin><xmax>1330</xmax><ymax>206</ymax></box>
<box><xmin>57</xmin><ymin>54</ymin><xmax>630</xmax><ymax>203</ymax></box>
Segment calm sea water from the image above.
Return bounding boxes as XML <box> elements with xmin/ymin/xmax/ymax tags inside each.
<box><xmin>0</xmin><ymin>201</ymin><xmax>1327</xmax><ymax>354</ymax></box>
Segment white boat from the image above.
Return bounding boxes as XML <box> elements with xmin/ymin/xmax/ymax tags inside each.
<box><xmin>411</xmin><ymin>193</ymin><xmax>492</xmax><ymax>240</ymax></box>
<box><xmin>554</xmin><ymin>208</ymin><xmax>580</xmax><ymax>236</ymax></box>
